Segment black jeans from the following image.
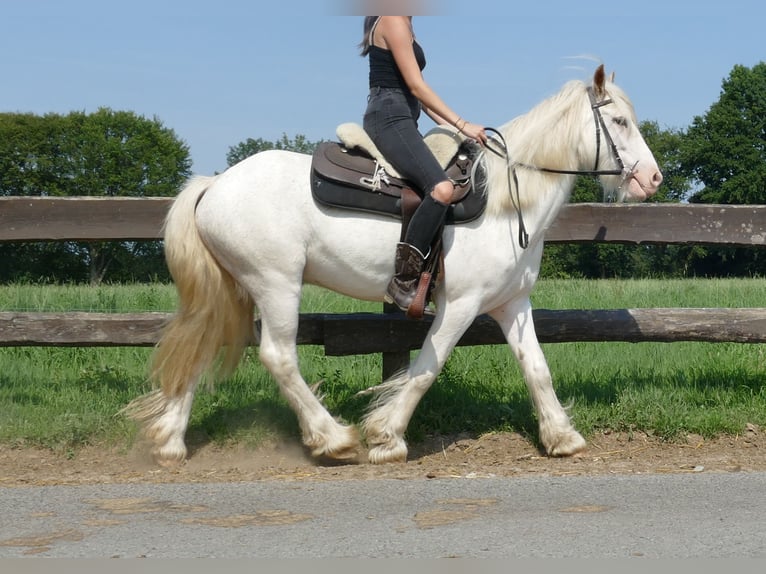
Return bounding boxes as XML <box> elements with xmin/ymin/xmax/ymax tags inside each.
<box><xmin>363</xmin><ymin>87</ymin><xmax>448</xmax><ymax>197</ymax></box>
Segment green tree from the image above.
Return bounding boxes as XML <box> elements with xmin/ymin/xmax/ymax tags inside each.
<box><xmin>681</xmin><ymin>62</ymin><xmax>766</xmax><ymax>204</ymax></box>
<box><xmin>0</xmin><ymin>109</ymin><xmax>191</xmax><ymax>284</ymax></box>
<box><xmin>64</xmin><ymin>109</ymin><xmax>191</xmax><ymax>284</ymax></box>
<box><xmin>0</xmin><ymin>113</ymin><xmax>65</xmax><ymax>197</ymax></box>
<box><xmin>61</xmin><ymin>108</ymin><xmax>192</xmax><ymax>198</ymax></box>
<box><xmin>639</xmin><ymin>121</ymin><xmax>691</xmax><ymax>202</ymax></box>
<box><xmin>676</xmin><ymin>62</ymin><xmax>766</xmax><ymax>277</ymax></box>
<box><xmin>226</xmin><ymin>133</ymin><xmax>320</xmax><ymax>167</ymax></box>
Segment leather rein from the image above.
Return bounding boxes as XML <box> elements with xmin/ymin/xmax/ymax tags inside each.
<box><xmin>482</xmin><ymin>87</ymin><xmax>637</xmax><ymax>248</ymax></box>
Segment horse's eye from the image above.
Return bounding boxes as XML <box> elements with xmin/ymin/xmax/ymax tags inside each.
<box><xmin>614</xmin><ymin>117</ymin><xmax>629</xmax><ymax>128</ymax></box>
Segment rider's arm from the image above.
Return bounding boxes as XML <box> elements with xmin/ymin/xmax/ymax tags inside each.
<box><xmin>380</xmin><ymin>17</ymin><xmax>486</xmax><ymax>143</ymax></box>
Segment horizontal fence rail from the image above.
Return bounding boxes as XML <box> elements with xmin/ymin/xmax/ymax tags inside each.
<box><xmin>1</xmin><ymin>197</ymin><xmax>766</xmax><ymax>245</ymax></box>
<box><xmin>2</xmin><ymin>309</ymin><xmax>765</xmax><ymax>350</ymax></box>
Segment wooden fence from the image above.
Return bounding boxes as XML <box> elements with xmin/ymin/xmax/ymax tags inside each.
<box><xmin>1</xmin><ymin>197</ymin><xmax>765</xmax><ymax>375</ymax></box>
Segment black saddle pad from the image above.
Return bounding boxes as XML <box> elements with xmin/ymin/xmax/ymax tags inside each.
<box><xmin>310</xmin><ymin>142</ymin><xmax>487</xmax><ymax>224</ymax></box>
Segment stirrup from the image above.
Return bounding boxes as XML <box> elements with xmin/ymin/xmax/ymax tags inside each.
<box><xmin>406</xmin><ymin>271</ymin><xmax>432</xmax><ymax>320</ymax></box>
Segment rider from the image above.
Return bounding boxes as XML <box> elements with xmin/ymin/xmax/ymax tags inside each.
<box><xmin>360</xmin><ymin>16</ymin><xmax>487</xmax><ymax>314</ymax></box>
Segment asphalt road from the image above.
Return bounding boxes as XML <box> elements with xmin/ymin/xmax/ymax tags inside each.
<box><xmin>1</xmin><ymin>472</ymin><xmax>765</xmax><ymax>558</ymax></box>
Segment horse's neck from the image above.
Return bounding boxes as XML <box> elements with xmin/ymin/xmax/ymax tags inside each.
<box><xmin>515</xmin><ymin>169</ymin><xmax>575</xmax><ymax>236</ymax></box>
<box><xmin>509</xmin><ymin>90</ymin><xmax>586</xmax><ymax>178</ymax></box>
<box><xmin>483</xmin><ymin>86</ymin><xmax>586</xmax><ymax>228</ymax></box>
<box><xmin>484</xmin><ymin>126</ymin><xmax>580</xmax><ymax>225</ymax></box>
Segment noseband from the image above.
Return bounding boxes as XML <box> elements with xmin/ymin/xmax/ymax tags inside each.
<box><xmin>484</xmin><ymin>86</ymin><xmax>638</xmax><ymax>248</ymax></box>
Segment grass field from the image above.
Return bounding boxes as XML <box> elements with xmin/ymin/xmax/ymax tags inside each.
<box><xmin>0</xmin><ymin>279</ymin><xmax>764</xmax><ymax>453</ymax></box>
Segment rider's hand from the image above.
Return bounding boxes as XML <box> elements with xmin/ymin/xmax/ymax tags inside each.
<box><xmin>460</xmin><ymin>121</ymin><xmax>487</xmax><ymax>146</ymax></box>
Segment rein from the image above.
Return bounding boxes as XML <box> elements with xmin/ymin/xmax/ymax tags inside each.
<box><xmin>483</xmin><ymin>127</ymin><xmax>530</xmax><ymax>248</ymax></box>
<box><xmin>482</xmin><ymin>87</ymin><xmax>637</xmax><ymax>248</ymax></box>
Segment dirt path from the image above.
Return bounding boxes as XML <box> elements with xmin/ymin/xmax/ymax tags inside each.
<box><xmin>2</xmin><ymin>425</ymin><xmax>764</xmax><ymax>486</ymax></box>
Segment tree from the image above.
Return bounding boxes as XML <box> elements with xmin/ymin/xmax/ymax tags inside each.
<box><xmin>0</xmin><ymin>109</ymin><xmax>191</xmax><ymax>284</ymax></box>
<box><xmin>226</xmin><ymin>133</ymin><xmax>320</xmax><ymax>167</ymax></box>
<box><xmin>680</xmin><ymin>62</ymin><xmax>766</xmax><ymax>205</ymax></box>
<box><xmin>675</xmin><ymin>63</ymin><xmax>766</xmax><ymax>277</ymax></box>
<box><xmin>0</xmin><ymin>112</ymin><xmax>66</xmax><ymax>197</ymax></box>
<box><xmin>639</xmin><ymin>121</ymin><xmax>691</xmax><ymax>202</ymax></box>
<box><xmin>63</xmin><ymin>109</ymin><xmax>191</xmax><ymax>284</ymax></box>
<box><xmin>61</xmin><ymin>108</ymin><xmax>192</xmax><ymax>198</ymax></box>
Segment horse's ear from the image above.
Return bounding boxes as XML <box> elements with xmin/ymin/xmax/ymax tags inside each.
<box><xmin>593</xmin><ymin>64</ymin><xmax>606</xmax><ymax>97</ymax></box>
<box><xmin>609</xmin><ymin>71</ymin><xmax>615</xmax><ymax>83</ymax></box>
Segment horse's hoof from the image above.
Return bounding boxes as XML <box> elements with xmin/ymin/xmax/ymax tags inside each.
<box><xmin>152</xmin><ymin>439</ymin><xmax>188</xmax><ymax>468</ymax></box>
<box><xmin>307</xmin><ymin>425</ymin><xmax>361</xmax><ymax>461</ymax></box>
<box><xmin>367</xmin><ymin>438</ymin><xmax>408</xmax><ymax>464</ymax></box>
<box><xmin>545</xmin><ymin>430</ymin><xmax>587</xmax><ymax>457</ymax></box>
<box><xmin>311</xmin><ymin>443</ymin><xmax>359</xmax><ymax>461</ymax></box>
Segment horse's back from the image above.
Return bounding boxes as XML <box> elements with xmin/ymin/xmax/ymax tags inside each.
<box><xmin>199</xmin><ymin>149</ymin><xmax>313</xmax><ymax>225</ymax></box>
<box><xmin>213</xmin><ymin>149</ymin><xmax>312</xmax><ymax>201</ymax></box>
<box><xmin>192</xmin><ymin>149</ymin><xmax>398</xmax><ymax>298</ymax></box>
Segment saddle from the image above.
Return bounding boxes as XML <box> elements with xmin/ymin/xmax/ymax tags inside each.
<box><xmin>310</xmin><ymin>123</ymin><xmax>487</xmax><ymax>319</ymax></box>
<box><xmin>310</xmin><ymin>123</ymin><xmax>487</xmax><ymax>226</ymax></box>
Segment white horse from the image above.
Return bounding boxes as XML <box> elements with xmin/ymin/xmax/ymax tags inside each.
<box><xmin>126</xmin><ymin>65</ymin><xmax>662</xmax><ymax>466</ymax></box>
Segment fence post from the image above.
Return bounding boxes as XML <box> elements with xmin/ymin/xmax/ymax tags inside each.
<box><xmin>381</xmin><ymin>303</ymin><xmax>411</xmax><ymax>380</ymax></box>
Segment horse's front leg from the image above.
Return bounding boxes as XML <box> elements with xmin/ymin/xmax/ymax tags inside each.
<box><xmin>489</xmin><ymin>298</ymin><xmax>586</xmax><ymax>456</ymax></box>
<box><xmin>361</xmin><ymin>300</ymin><xmax>478</xmax><ymax>464</ymax></box>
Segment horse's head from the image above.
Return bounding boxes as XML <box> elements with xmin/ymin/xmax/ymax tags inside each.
<box><xmin>588</xmin><ymin>65</ymin><xmax>663</xmax><ymax>202</ymax></box>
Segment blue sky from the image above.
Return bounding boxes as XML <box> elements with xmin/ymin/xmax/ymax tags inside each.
<box><xmin>2</xmin><ymin>0</ymin><xmax>763</xmax><ymax>175</ymax></box>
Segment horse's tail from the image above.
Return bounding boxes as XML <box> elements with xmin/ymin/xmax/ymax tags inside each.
<box><xmin>139</xmin><ymin>176</ymin><xmax>254</xmax><ymax>404</ymax></box>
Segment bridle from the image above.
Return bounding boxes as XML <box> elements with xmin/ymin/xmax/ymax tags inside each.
<box><xmin>483</xmin><ymin>86</ymin><xmax>638</xmax><ymax>248</ymax></box>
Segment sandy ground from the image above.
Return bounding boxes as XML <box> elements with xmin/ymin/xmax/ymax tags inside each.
<box><xmin>1</xmin><ymin>425</ymin><xmax>764</xmax><ymax>486</ymax></box>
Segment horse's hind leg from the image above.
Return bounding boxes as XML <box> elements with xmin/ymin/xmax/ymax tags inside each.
<box><xmin>252</xmin><ymin>282</ymin><xmax>360</xmax><ymax>460</ymax></box>
<box><xmin>126</xmin><ymin>382</ymin><xmax>199</xmax><ymax>466</ymax></box>
<box><xmin>489</xmin><ymin>298</ymin><xmax>586</xmax><ymax>456</ymax></box>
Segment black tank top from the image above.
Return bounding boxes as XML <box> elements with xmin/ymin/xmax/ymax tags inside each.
<box><xmin>368</xmin><ymin>41</ymin><xmax>426</xmax><ymax>91</ymax></box>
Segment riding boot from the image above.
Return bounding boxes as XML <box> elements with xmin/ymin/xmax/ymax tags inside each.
<box><xmin>385</xmin><ymin>194</ymin><xmax>449</xmax><ymax>313</ymax></box>
<box><xmin>385</xmin><ymin>242</ymin><xmax>426</xmax><ymax>312</ymax></box>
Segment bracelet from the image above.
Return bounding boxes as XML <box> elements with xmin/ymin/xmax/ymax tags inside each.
<box><xmin>454</xmin><ymin>117</ymin><xmax>467</xmax><ymax>133</ymax></box>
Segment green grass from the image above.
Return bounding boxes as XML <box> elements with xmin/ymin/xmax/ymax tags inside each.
<box><xmin>0</xmin><ymin>279</ymin><xmax>764</xmax><ymax>453</ymax></box>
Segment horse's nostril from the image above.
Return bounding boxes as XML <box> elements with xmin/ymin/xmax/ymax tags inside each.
<box><xmin>653</xmin><ymin>171</ymin><xmax>664</xmax><ymax>186</ymax></box>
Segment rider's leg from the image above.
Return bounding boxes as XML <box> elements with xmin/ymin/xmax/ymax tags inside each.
<box><xmin>362</xmin><ymin>89</ymin><xmax>454</xmax><ymax>314</ymax></box>
<box><xmin>430</xmin><ymin>180</ymin><xmax>456</xmax><ymax>205</ymax></box>
<box><xmin>385</xmin><ymin>180</ymin><xmax>452</xmax><ymax>313</ymax></box>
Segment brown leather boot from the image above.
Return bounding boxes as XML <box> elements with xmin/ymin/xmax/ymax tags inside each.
<box><xmin>385</xmin><ymin>242</ymin><xmax>426</xmax><ymax>313</ymax></box>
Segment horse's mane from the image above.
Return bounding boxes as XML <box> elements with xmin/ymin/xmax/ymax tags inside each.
<box><xmin>481</xmin><ymin>78</ymin><xmax>623</xmax><ymax>217</ymax></box>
